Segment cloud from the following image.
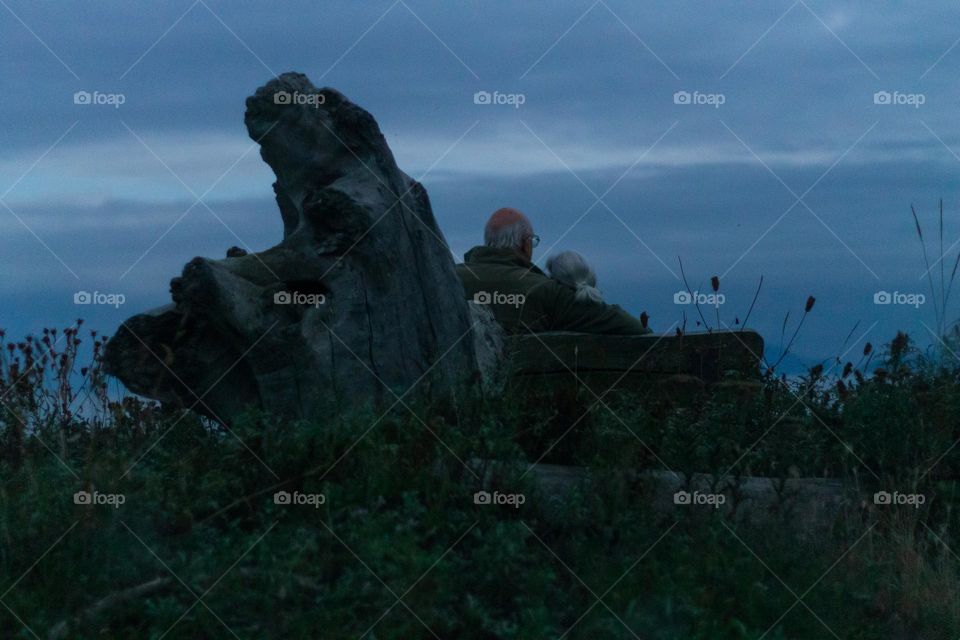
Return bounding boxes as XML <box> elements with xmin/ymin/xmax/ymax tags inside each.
<box><xmin>3</xmin><ymin>0</ymin><xmax>960</xmax><ymax>370</ymax></box>
<box><xmin>0</xmin><ymin>130</ymin><xmax>274</xmax><ymax>206</ymax></box>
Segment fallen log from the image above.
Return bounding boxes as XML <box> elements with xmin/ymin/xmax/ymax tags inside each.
<box><xmin>496</xmin><ymin>461</ymin><xmax>862</xmax><ymax>537</ymax></box>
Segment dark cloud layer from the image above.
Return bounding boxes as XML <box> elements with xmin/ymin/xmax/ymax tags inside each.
<box><xmin>3</xmin><ymin>0</ymin><xmax>960</xmax><ymax>370</ymax></box>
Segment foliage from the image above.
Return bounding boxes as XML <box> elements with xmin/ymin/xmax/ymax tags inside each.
<box><xmin>1</xmin><ymin>326</ymin><xmax>960</xmax><ymax>639</ymax></box>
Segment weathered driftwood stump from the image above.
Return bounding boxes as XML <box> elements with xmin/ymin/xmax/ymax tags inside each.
<box><xmin>104</xmin><ymin>72</ymin><xmax>483</xmax><ymax>423</ymax></box>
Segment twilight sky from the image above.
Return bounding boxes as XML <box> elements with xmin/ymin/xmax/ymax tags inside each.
<box><xmin>2</xmin><ymin>0</ymin><xmax>960</xmax><ymax>371</ymax></box>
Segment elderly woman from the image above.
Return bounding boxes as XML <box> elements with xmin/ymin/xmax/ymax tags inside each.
<box><xmin>545</xmin><ymin>250</ymin><xmax>604</xmax><ymax>303</ymax></box>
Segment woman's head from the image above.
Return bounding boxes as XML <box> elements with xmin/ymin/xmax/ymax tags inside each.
<box><xmin>545</xmin><ymin>251</ymin><xmax>603</xmax><ymax>303</ymax></box>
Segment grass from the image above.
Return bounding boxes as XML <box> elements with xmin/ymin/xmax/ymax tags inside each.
<box><xmin>2</xmin><ymin>326</ymin><xmax>960</xmax><ymax>638</ymax></box>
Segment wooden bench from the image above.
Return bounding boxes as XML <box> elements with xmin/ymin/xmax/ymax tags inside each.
<box><xmin>499</xmin><ymin>331</ymin><xmax>765</xmax><ymax>462</ymax></box>
<box><xmin>505</xmin><ymin>329</ymin><xmax>764</xmax><ymax>392</ymax></box>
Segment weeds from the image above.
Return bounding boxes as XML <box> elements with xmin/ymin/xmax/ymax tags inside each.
<box><xmin>0</xmin><ymin>325</ymin><xmax>959</xmax><ymax>638</ymax></box>
<box><xmin>912</xmin><ymin>200</ymin><xmax>960</xmax><ymax>348</ymax></box>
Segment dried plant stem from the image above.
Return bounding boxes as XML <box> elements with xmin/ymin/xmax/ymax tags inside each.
<box><xmin>740</xmin><ymin>275</ymin><xmax>763</xmax><ymax>331</ymax></box>
<box><xmin>678</xmin><ymin>257</ymin><xmax>709</xmax><ymax>330</ymax></box>
<box><xmin>913</xmin><ymin>204</ymin><xmax>943</xmax><ymax>334</ymax></box>
<box><xmin>940</xmin><ymin>199</ymin><xmax>945</xmax><ymax>331</ymax></box>
<box><xmin>771</xmin><ymin>311</ymin><xmax>807</xmax><ymax>371</ymax></box>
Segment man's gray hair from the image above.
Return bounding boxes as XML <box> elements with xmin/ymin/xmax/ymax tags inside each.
<box><xmin>546</xmin><ymin>251</ymin><xmax>603</xmax><ymax>303</ymax></box>
<box><xmin>484</xmin><ymin>217</ymin><xmax>533</xmax><ymax>250</ymax></box>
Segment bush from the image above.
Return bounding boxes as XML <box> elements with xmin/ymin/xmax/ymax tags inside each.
<box><xmin>1</xmin><ymin>327</ymin><xmax>959</xmax><ymax>638</ymax></box>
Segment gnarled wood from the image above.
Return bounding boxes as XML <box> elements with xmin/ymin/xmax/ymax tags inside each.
<box><xmin>103</xmin><ymin>73</ymin><xmax>484</xmax><ymax>423</ymax></box>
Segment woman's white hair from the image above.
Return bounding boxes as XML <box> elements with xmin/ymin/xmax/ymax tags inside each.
<box><xmin>545</xmin><ymin>251</ymin><xmax>603</xmax><ymax>303</ymax></box>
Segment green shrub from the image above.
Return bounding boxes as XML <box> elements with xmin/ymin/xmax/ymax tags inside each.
<box><xmin>1</xmin><ymin>328</ymin><xmax>959</xmax><ymax>638</ymax></box>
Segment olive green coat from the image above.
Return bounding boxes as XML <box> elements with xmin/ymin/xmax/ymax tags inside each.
<box><xmin>455</xmin><ymin>246</ymin><xmax>651</xmax><ymax>335</ymax></box>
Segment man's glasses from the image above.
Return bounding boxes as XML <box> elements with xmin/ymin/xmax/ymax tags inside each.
<box><xmin>529</xmin><ymin>234</ymin><xmax>540</xmax><ymax>247</ymax></box>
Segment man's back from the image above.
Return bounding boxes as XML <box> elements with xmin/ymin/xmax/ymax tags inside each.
<box><xmin>455</xmin><ymin>246</ymin><xmax>650</xmax><ymax>335</ymax></box>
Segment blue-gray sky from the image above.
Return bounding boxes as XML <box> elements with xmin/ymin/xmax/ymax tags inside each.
<box><xmin>2</xmin><ymin>0</ymin><xmax>960</xmax><ymax>371</ymax></box>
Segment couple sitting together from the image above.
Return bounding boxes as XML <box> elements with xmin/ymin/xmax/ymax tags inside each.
<box><xmin>456</xmin><ymin>207</ymin><xmax>651</xmax><ymax>336</ymax></box>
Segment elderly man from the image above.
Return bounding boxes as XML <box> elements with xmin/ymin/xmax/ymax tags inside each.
<box><xmin>456</xmin><ymin>208</ymin><xmax>651</xmax><ymax>335</ymax></box>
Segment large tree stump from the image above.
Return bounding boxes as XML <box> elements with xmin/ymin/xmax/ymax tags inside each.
<box><xmin>103</xmin><ymin>72</ymin><xmax>483</xmax><ymax>423</ymax></box>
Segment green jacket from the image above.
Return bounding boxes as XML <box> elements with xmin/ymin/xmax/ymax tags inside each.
<box><xmin>455</xmin><ymin>246</ymin><xmax>651</xmax><ymax>335</ymax></box>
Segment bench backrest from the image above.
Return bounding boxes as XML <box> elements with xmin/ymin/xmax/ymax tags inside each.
<box><xmin>505</xmin><ymin>330</ymin><xmax>764</xmax><ymax>385</ymax></box>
